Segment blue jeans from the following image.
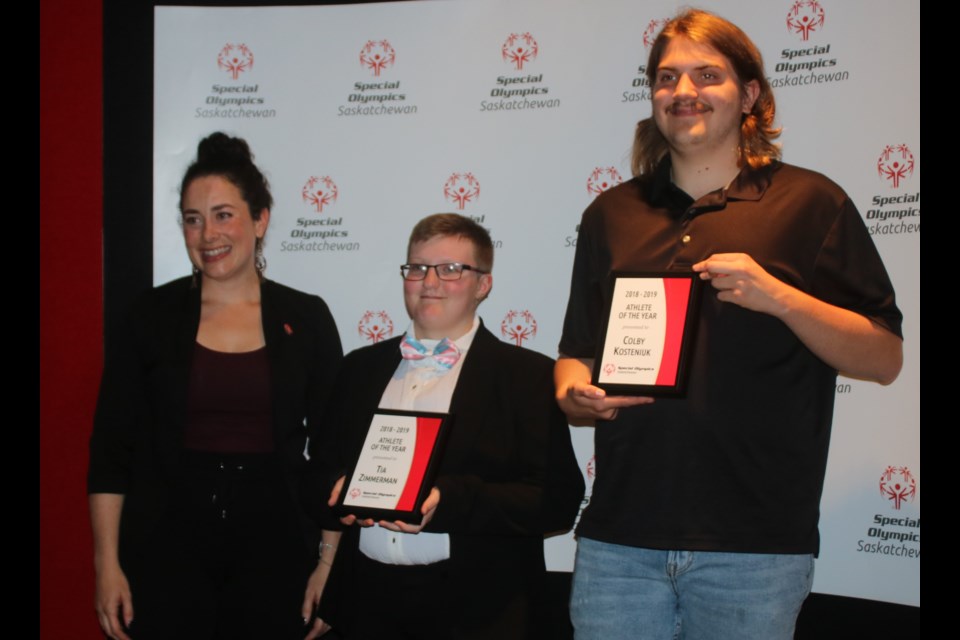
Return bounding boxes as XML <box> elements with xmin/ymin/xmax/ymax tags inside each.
<box><xmin>570</xmin><ymin>537</ymin><xmax>814</xmax><ymax>640</ymax></box>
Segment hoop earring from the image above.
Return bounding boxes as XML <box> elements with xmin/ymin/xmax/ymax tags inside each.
<box><xmin>255</xmin><ymin>238</ymin><xmax>267</xmax><ymax>280</ymax></box>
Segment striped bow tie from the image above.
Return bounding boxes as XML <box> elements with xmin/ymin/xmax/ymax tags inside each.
<box><xmin>400</xmin><ymin>335</ymin><xmax>462</xmax><ymax>370</ymax></box>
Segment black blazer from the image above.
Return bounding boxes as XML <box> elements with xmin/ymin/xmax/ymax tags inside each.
<box><xmin>88</xmin><ymin>276</ymin><xmax>343</xmax><ymax>564</ymax></box>
<box><xmin>319</xmin><ymin>323</ymin><xmax>584</xmax><ymax>637</ymax></box>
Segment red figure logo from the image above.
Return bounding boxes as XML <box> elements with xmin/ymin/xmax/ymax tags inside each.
<box><xmin>603</xmin><ymin>363</ymin><xmax>615</xmax><ymax>376</ymax></box>
<box><xmin>585</xmin><ymin>455</ymin><xmax>596</xmax><ymax>482</ymax></box>
<box><xmin>217</xmin><ymin>43</ymin><xmax>254</xmax><ymax>80</ymax></box>
<box><xmin>443</xmin><ymin>173</ymin><xmax>481</xmax><ymax>210</ymax></box>
<box><xmin>360</xmin><ymin>40</ymin><xmax>396</xmax><ymax>77</ymax></box>
<box><xmin>786</xmin><ymin>0</ymin><xmax>825</xmax><ymax>41</ymax></box>
<box><xmin>358</xmin><ymin>311</ymin><xmax>394</xmax><ymax>344</ymax></box>
<box><xmin>879</xmin><ymin>466</ymin><xmax>917</xmax><ymax>510</ymax></box>
<box><xmin>642</xmin><ymin>19</ymin><xmax>669</xmax><ymax>48</ymax></box>
<box><xmin>501</xmin><ymin>310</ymin><xmax>537</xmax><ymax>346</ymax></box>
<box><xmin>302</xmin><ymin>176</ymin><xmax>339</xmax><ymax>213</ymax></box>
<box><xmin>877</xmin><ymin>144</ymin><xmax>915</xmax><ymax>188</ymax></box>
<box><xmin>587</xmin><ymin>167</ymin><xmax>624</xmax><ymax>196</ymax></box>
<box><xmin>349</xmin><ymin>488</ymin><xmax>361</xmax><ymax>499</ymax></box>
<box><xmin>502</xmin><ymin>33</ymin><xmax>538</xmax><ymax>70</ymax></box>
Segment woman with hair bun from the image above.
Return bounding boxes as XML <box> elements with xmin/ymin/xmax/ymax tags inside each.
<box><xmin>88</xmin><ymin>132</ymin><xmax>343</xmax><ymax>639</ymax></box>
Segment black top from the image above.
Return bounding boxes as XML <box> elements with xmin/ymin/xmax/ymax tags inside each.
<box><xmin>88</xmin><ymin>277</ymin><xmax>344</xmax><ymax>560</ymax></box>
<box><xmin>184</xmin><ymin>343</ymin><xmax>273</xmax><ymax>454</ymax></box>
<box><xmin>560</xmin><ymin>159</ymin><xmax>902</xmax><ymax>554</ymax></box>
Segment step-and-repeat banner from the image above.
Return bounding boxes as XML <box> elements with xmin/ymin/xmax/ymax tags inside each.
<box><xmin>154</xmin><ymin>0</ymin><xmax>919</xmax><ymax>606</ymax></box>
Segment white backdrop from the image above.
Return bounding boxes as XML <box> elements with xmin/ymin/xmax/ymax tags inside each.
<box><xmin>154</xmin><ymin>0</ymin><xmax>919</xmax><ymax>606</ymax></box>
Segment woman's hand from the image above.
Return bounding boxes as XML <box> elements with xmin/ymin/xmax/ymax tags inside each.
<box><xmin>301</xmin><ymin>562</ymin><xmax>332</xmax><ymax>639</ymax></box>
<box><xmin>90</xmin><ymin>494</ymin><xmax>132</xmax><ymax>640</ymax></box>
<box><xmin>94</xmin><ymin>560</ymin><xmax>133</xmax><ymax>640</ymax></box>
<box><xmin>301</xmin><ymin>528</ymin><xmax>341</xmax><ymax>639</ymax></box>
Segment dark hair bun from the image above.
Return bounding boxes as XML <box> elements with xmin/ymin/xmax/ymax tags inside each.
<box><xmin>179</xmin><ymin>132</ymin><xmax>273</xmax><ymax>218</ymax></box>
<box><xmin>196</xmin><ymin>132</ymin><xmax>255</xmax><ymax>167</ymax></box>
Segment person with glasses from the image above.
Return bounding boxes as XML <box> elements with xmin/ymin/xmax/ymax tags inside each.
<box><xmin>310</xmin><ymin>213</ymin><xmax>584</xmax><ymax>639</ymax></box>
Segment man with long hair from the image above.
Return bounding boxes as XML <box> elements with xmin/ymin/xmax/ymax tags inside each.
<box><xmin>555</xmin><ymin>10</ymin><xmax>903</xmax><ymax>639</ymax></box>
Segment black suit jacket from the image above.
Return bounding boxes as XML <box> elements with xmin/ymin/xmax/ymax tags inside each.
<box><xmin>88</xmin><ymin>276</ymin><xmax>343</xmax><ymax>564</ymax></box>
<box><xmin>319</xmin><ymin>323</ymin><xmax>584</xmax><ymax>637</ymax></box>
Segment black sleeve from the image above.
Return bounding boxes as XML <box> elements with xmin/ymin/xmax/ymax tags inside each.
<box><xmin>427</xmin><ymin>351</ymin><xmax>585</xmax><ymax>536</ymax></box>
<box><xmin>88</xmin><ymin>295</ymin><xmax>151</xmax><ymax>495</ymax></box>
<box><xmin>558</xmin><ymin>203</ymin><xmax>609</xmax><ymax>359</ymax></box>
<box><xmin>812</xmin><ymin>197</ymin><xmax>903</xmax><ymax>338</ymax></box>
<box><xmin>299</xmin><ymin>295</ymin><xmax>345</xmax><ymax>529</ymax></box>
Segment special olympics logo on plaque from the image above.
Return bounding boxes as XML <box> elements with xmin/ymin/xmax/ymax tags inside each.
<box><xmin>501</xmin><ymin>310</ymin><xmax>537</xmax><ymax>346</ymax></box>
<box><xmin>302</xmin><ymin>176</ymin><xmax>339</xmax><ymax>213</ymax></box>
<box><xmin>877</xmin><ymin>144</ymin><xmax>915</xmax><ymax>188</ymax></box>
<box><xmin>587</xmin><ymin>167</ymin><xmax>623</xmax><ymax>196</ymax></box>
<box><xmin>502</xmin><ymin>33</ymin><xmax>538</xmax><ymax>70</ymax></box>
<box><xmin>603</xmin><ymin>363</ymin><xmax>615</xmax><ymax>377</ymax></box>
<box><xmin>443</xmin><ymin>173</ymin><xmax>481</xmax><ymax>210</ymax></box>
<box><xmin>879</xmin><ymin>466</ymin><xmax>917</xmax><ymax>510</ymax></box>
<box><xmin>358</xmin><ymin>311</ymin><xmax>394</xmax><ymax>344</ymax></box>
<box><xmin>217</xmin><ymin>43</ymin><xmax>254</xmax><ymax>80</ymax></box>
<box><xmin>360</xmin><ymin>39</ymin><xmax>396</xmax><ymax>77</ymax></box>
<box><xmin>785</xmin><ymin>0</ymin><xmax>825</xmax><ymax>41</ymax></box>
<box><xmin>642</xmin><ymin>19</ymin><xmax>669</xmax><ymax>48</ymax></box>
<box><xmin>349</xmin><ymin>488</ymin><xmax>361</xmax><ymax>499</ymax></box>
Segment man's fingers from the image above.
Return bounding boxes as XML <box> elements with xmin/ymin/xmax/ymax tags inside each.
<box><xmin>568</xmin><ymin>382</ymin><xmax>606</xmax><ymax>399</ymax></box>
<box><xmin>606</xmin><ymin>395</ymin><xmax>655</xmax><ymax>408</ymax></box>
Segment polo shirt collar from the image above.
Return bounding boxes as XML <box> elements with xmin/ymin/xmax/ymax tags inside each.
<box><xmin>648</xmin><ymin>156</ymin><xmax>777</xmax><ymax>211</ymax></box>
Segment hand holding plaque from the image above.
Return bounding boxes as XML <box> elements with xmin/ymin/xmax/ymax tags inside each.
<box><xmin>592</xmin><ymin>272</ymin><xmax>702</xmax><ymax>396</ymax></box>
<box><xmin>336</xmin><ymin>410</ymin><xmax>452</xmax><ymax>523</ymax></box>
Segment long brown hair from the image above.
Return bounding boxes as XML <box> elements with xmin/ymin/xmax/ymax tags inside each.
<box><xmin>631</xmin><ymin>9</ymin><xmax>781</xmax><ymax>176</ymax></box>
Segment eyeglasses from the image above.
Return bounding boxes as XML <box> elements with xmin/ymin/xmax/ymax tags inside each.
<box><xmin>400</xmin><ymin>263</ymin><xmax>488</xmax><ymax>281</ymax></box>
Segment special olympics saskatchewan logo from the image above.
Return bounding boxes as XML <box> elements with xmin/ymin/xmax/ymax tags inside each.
<box><xmin>349</xmin><ymin>488</ymin><xmax>361</xmax><ymax>499</ymax></box>
<box><xmin>302</xmin><ymin>176</ymin><xmax>339</xmax><ymax>213</ymax></box>
<box><xmin>587</xmin><ymin>167</ymin><xmax>623</xmax><ymax>196</ymax></box>
<box><xmin>217</xmin><ymin>43</ymin><xmax>254</xmax><ymax>80</ymax></box>
<box><xmin>603</xmin><ymin>363</ymin><xmax>615</xmax><ymax>376</ymax></box>
<box><xmin>501</xmin><ymin>310</ymin><xmax>537</xmax><ymax>346</ymax></box>
<box><xmin>360</xmin><ymin>39</ymin><xmax>396</xmax><ymax>77</ymax></box>
<box><xmin>785</xmin><ymin>0</ymin><xmax>825</xmax><ymax>41</ymax></box>
<box><xmin>358</xmin><ymin>311</ymin><xmax>394</xmax><ymax>344</ymax></box>
<box><xmin>502</xmin><ymin>33</ymin><xmax>538</xmax><ymax>70</ymax></box>
<box><xmin>642</xmin><ymin>18</ymin><xmax>669</xmax><ymax>48</ymax></box>
<box><xmin>443</xmin><ymin>172</ymin><xmax>481</xmax><ymax>210</ymax></box>
<box><xmin>879</xmin><ymin>466</ymin><xmax>917</xmax><ymax>510</ymax></box>
<box><xmin>877</xmin><ymin>144</ymin><xmax>915</xmax><ymax>188</ymax></box>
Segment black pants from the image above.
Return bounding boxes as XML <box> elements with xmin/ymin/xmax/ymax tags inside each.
<box><xmin>343</xmin><ymin>552</ymin><xmax>535</xmax><ymax>640</ymax></box>
<box><xmin>127</xmin><ymin>453</ymin><xmax>312</xmax><ymax>640</ymax></box>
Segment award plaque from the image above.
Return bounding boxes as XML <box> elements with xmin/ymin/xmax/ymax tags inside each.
<box><xmin>592</xmin><ymin>272</ymin><xmax>702</xmax><ymax>396</ymax></box>
<box><xmin>337</xmin><ymin>409</ymin><xmax>452</xmax><ymax>522</ymax></box>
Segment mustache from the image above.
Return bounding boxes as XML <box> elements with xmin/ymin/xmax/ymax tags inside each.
<box><xmin>666</xmin><ymin>101</ymin><xmax>712</xmax><ymax>114</ymax></box>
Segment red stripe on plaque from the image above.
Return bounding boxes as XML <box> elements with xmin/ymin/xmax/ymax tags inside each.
<box><xmin>655</xmin><ymin>278</ymin><xmax>692</xmax><ymax>386</ymax></box>
<box><xmin>395</xmin><ymin>416</ymin><xmax>443</xmax><ymax>511</ymax></box>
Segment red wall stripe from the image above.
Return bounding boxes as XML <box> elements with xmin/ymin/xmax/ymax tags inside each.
<box><xmin>40</xmin><ymin>0</ymin><xmax>103</xmax><ymax>637</ymax></box>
